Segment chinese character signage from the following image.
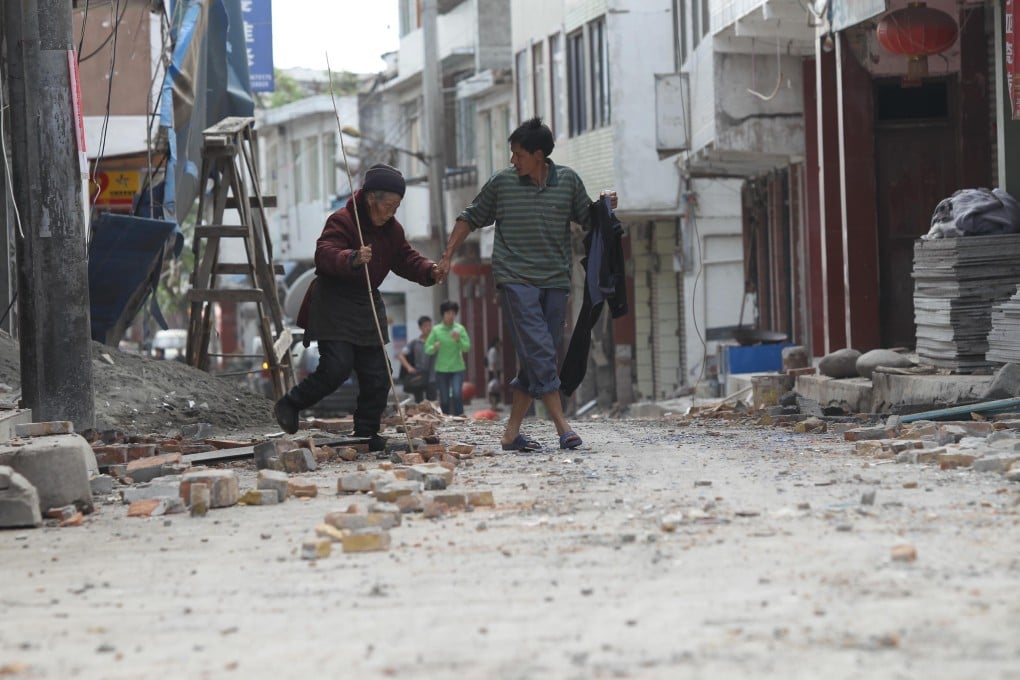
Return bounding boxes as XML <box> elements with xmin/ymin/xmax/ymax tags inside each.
<box><xmin>241</xmin><ymin>0</ymin><xmax>274</xmax><ymax>93</ymax></box>
<box><xmin>1008</xmin><ymin>0</ymin><xmax>1020</xmax><ymax>119</ymax></box>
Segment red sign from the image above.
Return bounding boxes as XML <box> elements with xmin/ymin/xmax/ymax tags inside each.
<box><xmin>1008</xmin><ymin>0</ymin><xmax>1020</xmax><ymax>120</ymax></box>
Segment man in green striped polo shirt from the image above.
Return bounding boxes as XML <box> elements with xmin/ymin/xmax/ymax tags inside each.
<box><xmin>435</xmin><ymin>117</ymin><xmax>617</xmax><ymax>452</ymax></box>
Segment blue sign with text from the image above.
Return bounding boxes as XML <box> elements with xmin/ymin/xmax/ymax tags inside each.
<box><xmin>241</xmin><ymin>0</ymin><xmax>274</xmax><ymax>92</ymax></box>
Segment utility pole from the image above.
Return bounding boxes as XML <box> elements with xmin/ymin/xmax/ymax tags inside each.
<box><xmin>422</xmin><ymin>0</ymin><xmax>450</xmax><ymax>300</ymax></box>
<box><xmin>3</xmin><ymin>0</ymin><xmax>96</xmax><ymax>430</ymax></box>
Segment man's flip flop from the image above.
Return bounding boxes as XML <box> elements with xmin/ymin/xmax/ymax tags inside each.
<box><xmin>502</xmin><ymin>434</ymin><xmax>542</xmax><ymax>452</ymax></box>
<box><xmin>559</xmin><ymin>430</ymin><xmax>582</xmax><ymax>449</ymax></box>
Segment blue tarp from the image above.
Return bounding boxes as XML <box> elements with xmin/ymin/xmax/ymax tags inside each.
<box><xmin>88</xmin><ymin>214</ymin><xmax>179</xmax><ymax>345</ymax></box>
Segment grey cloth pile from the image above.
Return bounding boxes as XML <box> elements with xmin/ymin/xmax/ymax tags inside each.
<box><xmin>923</xmin><ymin>188</ymin><xmax>1020</xmax><ymax>240</ymax></box>
<box><xmin>913</xmin><ymin>234</ymin><xmax>1020</xmax><ymax>370</ymax></box>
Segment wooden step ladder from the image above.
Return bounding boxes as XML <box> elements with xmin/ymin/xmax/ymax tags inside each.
<box><xmin>185</xmin><ymin>116</ymin><xmax>294</xmax><ymax>402</ymax></box>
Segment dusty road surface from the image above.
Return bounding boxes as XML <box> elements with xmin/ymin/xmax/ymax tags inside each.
<box><xmin>1</xmin><ymin>416</ymin><xmax>1019</xmax><ymax>679</ymax></box>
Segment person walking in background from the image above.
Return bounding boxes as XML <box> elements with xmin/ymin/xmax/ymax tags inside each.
<box><xmin>398</xmin><ymin>315</ymin><xmax>437</xmax><ymax>403</ymax></box>
<box><xmin>424</xmin><ymin>300</ymin><xmax>470</xmax><ymax>416</ymax></box>
<box><xmin>434</xmin><ymin>117</ymin><xmax>616</xmax><ymax>451</ymax></box>
<box><xmin>274</xmin><ymin>164</ymin><xmax>440</xmax><ymax>451</ymax></box>
<box><xmin>486</xmin><ymin>336</ymin><xmax>502</xmax><ymax>410</ymax></box>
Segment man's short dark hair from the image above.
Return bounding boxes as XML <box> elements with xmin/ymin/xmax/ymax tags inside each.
<box><xmin>508</xmin><ymin>117</ymin><xmax>554</xmax><ymax>157</ymax></box>
<box><xmin>417</xmin><ymin>315</ymin><xmax>432</xmax><ymax>327</ymax></box>
<box><xmin>439</xmin><ymin>300</ymin><xmax>460</xmax><ymax>315</ymax></box>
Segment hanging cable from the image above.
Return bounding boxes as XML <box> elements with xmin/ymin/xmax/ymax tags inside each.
<box><xmin>77</xmin><ymin>0</ymin><xmax>90</xmax><ymax>60</ymax></box>
<box><xmin>88</xmin><ymin>0</ymin><xmax>122</xmax><ymax>239</ymax></box>
<box><xmin>325</xmin><ymin>54</ymin><xmax>415</xmax><ymax>454</ymax></box>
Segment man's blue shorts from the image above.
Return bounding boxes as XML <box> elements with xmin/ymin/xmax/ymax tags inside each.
<box><xmin>498</xmin><ymin>283</ymin><xmax>568</xmax><ymax>398</ymax></box>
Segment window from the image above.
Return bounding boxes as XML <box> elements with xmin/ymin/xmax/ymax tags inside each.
<box><xmin>480</xmin><ymin>110</ymin><xmax>493</xmax><ymax>177</ymax></box>
<box><xmin>456</xmin><ymin>97</ymin><xmax>476</xmax><ymax>166</ymax></box>
<box><xmin>532</xmin><ymin>42</ymin><xmax>546</xmax><ymax>122</ymax></box>
<box><xmin>678</xmin><ymin>0</ymin><xmax>688</xmax><ymax>63</ymax></box>
<box><xmin>567</xmin><ymin>29</ymin><xmax>586</xmax><ymax>136</ymax></box>
<box><xmin>322</xmin><ymin>133</ymin><xmax>336</xmax><ymax>198</ymax></box>
<box><xmin>264</xmin><ymin>141</ymin><xmax>278</xmax><ymax>195</ymax></box>
<box><xmin>589</xmin><ymin>17</ymin><xmax>610</xmax><ymax>129</ymax></box>
<box><xmin>305</xmin><ymin>137</ymin><xmax>320</xmax><ymax>202</ymax></box>
<box><xmin>402</xmin><ymin>99</ymin><xmax>423</xmax><ymax>178</ymax></box>
<box><xmin>399</xmin><ymin>0</ymin><xmax>421</xmax><ymax>37</ymax></box>
<box><xmin>290</xmin><ymin>140</ymin><xmax>305</xmax><ymax>203</ymax></box>
<box><xmin>515</xmin><ymin>49</ymin><xmax>530</xmax><ymax>122</ymax></box>
<box><xmin>549</xmin><ymin>33</ymin><xmax>564</xmax><ymax>135</ymax></box>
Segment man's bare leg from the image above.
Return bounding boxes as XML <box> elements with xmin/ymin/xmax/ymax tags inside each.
<box><xmin>541</xmin><ymin>391</ymin><xmax>572</xmax><ymax>437</ymax></box>
<box><xmin>499</xmin><ymin>388</ymin><xmax>534</xmax><ymax>447</ymax></box>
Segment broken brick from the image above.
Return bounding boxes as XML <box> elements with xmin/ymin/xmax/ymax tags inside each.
<box><xmin>372</xmin><ymin>480</ymin><xmax>423</xmax><ymax>503</ymax></box>
<box><xmin>239</xmin><ymin>489</ymin><xmax>280</xmax><ymax>505</ymax></box>
<box><xmin>341</xmin><ymin>528</ymin><xmax>391</xmax><ymax>553</ymax></box>
<box><xmin>189</xmin><ymin>483</ymin><xmax>210</xmax><ymax>516</ymax></box>
<box><xmin>281</xmin><ymin>448</ymin><xmax>317</xmax><ymax>474</ymax></box>
<box><xmin>180</xmin><ymin>470</ymin><xmax>239</xmax><ymax>508</ymax></box>
<box><xmin>431</xmin><ymin>492</ymin><xmax>467</xmax><ymax>508</ymax></box>
<box><xmin>891</xmin><ymin>544</ymin><xmax>917</xmax><ymax>562</ymax></box>
<box><xmin>288</xmin><ymin>480</ymin><xmax>318</xmax><ymax>498</ymax></box>
<box><xmin>336</xmin><ymin>447</ymin><xmax>359</xmax><ymax>462</ymax></box>
<box><xmin>301</xmin><ymin>538</ymin><xmax>332</xmax><ymax>560</ymax></box>
<box><xmin>448</xmin><ymin>443</ymin><xmax>474</xmax><ymax>456</ymax></box>
<box><xmin>937</xmin><ymin>452</ymin><xmax>977</xmax><ymax>469</ymax></box>
<box><xmin>467</xmin><ymin>490</ymin><xmax>495</xmax><ymax>507</ymax></box>
<box><xmin>441</xmin><ymin>454</ymin><xmax>461</xmax><ymax>466</ymax></box>
<box><xmin>15</xmin><ymin>421</ymin><xmax>74</xmax><ymax>438</ymax></box>
<box><xmin>127</xmin><ymin>499</ymin><xmax>161</xmax><ymax>517</ymax></box>
<box><xmin>324</xmin><ymin>510</ymin><xmax>400</xmax><ymax>531</ymax></box>
<box><xmin>125</xmin><ymin>452</ymin><xmax>184</xmax><ymax>484</ymax></box>
<box><xmin>398</xmin><ymin>452</ymin><xmax>425</xmax><ymax>465</ymax></box>
<box><xmin>395</xmin><ymin>493</ymin><xmax>424</xmax><ymax>513</ymax></box>
<box><xmin>422</xmin><ymin>501</ymin><xmax>445</xmax><ymax>519</ymax></box>
<box><xmin>257</xmin><ymin>470</ymin><xmax>289</xmax><ymax>502</ymax></box>
<box><xmin>126</xmin><ymin>444</ymin><xmax>157</xmax><ymax>461</ymax></box>
<box><xmin>843</xmin><ymin>427</ymin><xmax>896</xmax><ymax>442</ymax></box>
<box><xmin>315</xmin><ymin>523</ymin><xmax>346</xmax><ymax>542</ymax></box>
<box><xmin>254</xmin><ymin>439</ymin><xmax>297</xmax><ymax>470</ymax></box>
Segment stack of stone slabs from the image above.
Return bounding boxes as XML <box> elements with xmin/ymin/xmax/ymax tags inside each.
<box><xmin>986</xmin><ymin>285</ymin><xmax>1020</xmax><ymax>364</ymax></box>
<box><xmin>912</xmin><ymin>234</ymin><xmax>1020</xmax><ymax>370</ymax></box>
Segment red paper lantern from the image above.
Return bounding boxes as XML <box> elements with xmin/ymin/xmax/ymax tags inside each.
<box><xmin>876</xmin><ymin>2</ymin><xmax>958</xmax><ymax>79</ymax></box>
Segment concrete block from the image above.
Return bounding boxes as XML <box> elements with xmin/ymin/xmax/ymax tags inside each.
<box><xmin>0</xmin><ymin>409</ymin><xmax>32</xmax><ymax>441</ymax></box>
<box><xmin>338</xmin><ymin>473</ymin><xmax>373</xmax><ymax>493</ymax></box>
<box><xmin>121</xmin><ymin>477</ymin><xmax>182</xmax><ymax>503</ymax></box>
<box><xmin>341</xmin><ymin>528</ymin><xmax>391</xmax><ymax>553</ymax></box>
<box><xmin>372</xmin><ymin>480</ymin><xmax>423</xmax><ymax>502</ymax></box>
<box><xmin>0</xmin><ymin>434</ymin><xmax>96</xmax><ymax>512</ymax></box>
<box><xmin>257</xmin><ymin>470</ymin><xmax>289</xmax><ymax>502</ymax></box>
<box><xmin>871</xmin><ymin>373</ymin><xmax>993</xmax><ymax>414</ymax></box>
<box><xmin>180</xmin><ymin>470</ymin><xmax>239</xmax><ymax>508</ymax></box>
<box><xmin>972</xmin><ymin>453</ymin><xmax>1020</xmax><ymax>473</ymax></box>
<box><xmin>89</xmin><ymin>474</ymin><xmax>115</xmax><ymax>495</ymax></box>
<box><xmin>795</xmin><ymin>375</ymin><xmax>873</xmax><ymax>414</ymax></box>
<box><xmin>0</xmin><ymin>465</ymin><xmax>41</xmax><ymax>527</ymax></box>
<box><xmin>15</xmin><ymin>421</ymin><xmax>73</xmax><ymax>438</ymax></box>
<box><xmin>406</xmin><ymin>463</ymin><xmax>454</xmax><ymax>486</ymax></box>
<box><xmin>125</xmin><ymin>452</ymin><xmax>183</xmax><ymax>484</ymax></box>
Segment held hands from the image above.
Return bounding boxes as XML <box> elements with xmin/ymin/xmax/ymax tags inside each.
<box><xmin>432</xmin><ymin>341</ymin><xmax>440</xmax><ymax>352</ymax></box>
<box><xmin>434</xmin><ymin>256</ymin><xmax>451</xmax><ymax>284</ymax></box>
<box><xmin>354</xmin><ymin>245</ymin><xmax>373</xmax><ymax>266</ymax></box>
<box><xmin>450</xmin><ymin>329</ymin><xmax>461</xmax><ymax>342</ymax></box>
<box><xmin>600</xmin><ymin>190</ymin><xmax>619</xmax><ymax>210</ymax></box>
